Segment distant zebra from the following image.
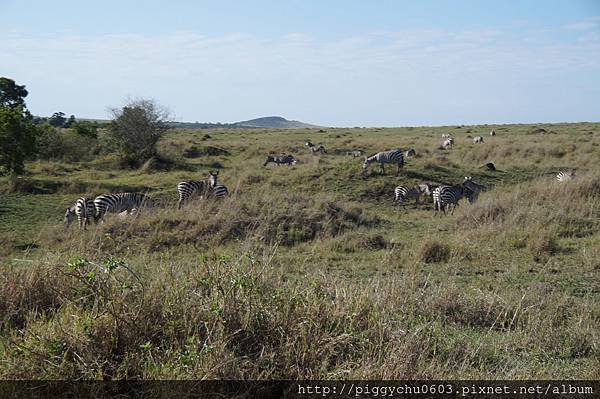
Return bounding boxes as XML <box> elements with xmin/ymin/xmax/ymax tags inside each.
<box><xmin>473</xmin><ymin>136</ymin><xmax>484</xmax><ymax>143</ymax></box>
<box><xmin>209</xmin><ymin>183</ymin><xmax>229</xmax><ymax>199</ymax></box>
<box><xmin>442</xmin><ymin>138</ymin><xmax>454</xmax><ymax>149</ymax></box>
<box><xmin>305</xmin><ymin>141</ymin><xmax>326</xmax><ymax>154</ymax></box>
<box><xmin>264</xmin><ymin>154</ymin><xmax>297</xmax><ymax>166</ymax></box>
<box><xmin>346</xmin><ymin>150</ymin><xmax>364</xmax><ymax>157</ymax></box>
<box><xmin>64</xmin><ymin>197</ymin><xmax>95</xmax><ymax>230</ymax></box>
<box><xmin>556</xmin><ymin>171</ymin><xmax>575</xmax><ymax>182</ymax></box>
<box><xmin>441</xmin><ymin>133</ymin><xmax>452</xmax><ymax>139</ymax></box>
<box><xmin>490</xmin><ymin>130</ymin><xmax>496</xmax><ymax>136</ymax></box>
<box><xmin>94</xmin><ymin>192</ymin><xmax>154</xmax><ymax>222</ymax></box>
<box><xmin>362</xmin><ymin>149</ymin><xmax>404</xmax><ymax>175</ymax></box>
<box><xmin>433</xmin><ymin>177</ymin><xmax>482</xmax><ymax>215</ymax></box>
<box><xmin>394</xmin><ymin>184</ymin><xmax>431</xmax><ymax>205</ymax></box>
<box><xmin>405</xmin><ymin>149</ymin><xmax>417</xmax><ymax>158</ymax></box>
<box><xmin>177</xmin><ymin>170</ymin><xmax>219</xmax><ymax>209</ymax></box>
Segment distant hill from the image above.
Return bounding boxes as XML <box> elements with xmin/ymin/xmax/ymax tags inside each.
<box><xmin>168</xmin><ymin>116</ymin><xmax>322</xmax><ymax>129</ymax></box>
<box><xmin>232</xmin><ymin>116</ymin><xmax>320</xmax><ymax>129</ymax></box>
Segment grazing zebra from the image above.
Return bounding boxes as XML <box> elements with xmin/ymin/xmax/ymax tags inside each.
<box><xmin>94</xmin><ymin>192</ymin><xmax>154</xmax><ymax>222</ymax></box>
<box><xmin>264</xmin><ymin>154</ymin><xmax>297</xmax><ymax>166</ymax></box>
<box><xmin>362</xmin><ymin>149</ymin><xmax>404</xmax><ymax>175</ymax></box>
<box><xmin>305</xmin><ymin>141</ymin><xmax>326</xmax><ymax>154</ymax></box>
<box><xmin>394</xmin><ymin>184</ymin><xmax>431</xmax><ymax>205</ymax></box>
<box><xmin>473</xmin><ymin>136</ymin><xmax>484</xmax><ymax>143</ymax></box>
<box><xmin>442</xmin><ymin>137</ymin><xmax>454</xmax><ymax>149</ymax></box>
<box><xmin>405</xmin><ymin>149</ymin><xmax>417</xmax><ymax>158</ymax></box>
<box><xmin>490</xmin><ymin>130</ymin><xmax>496</xmax><ymax>136</ymax></box>
<box><xmin>556</xmin><ymin>171</ymin><xmax>575</xmax><ymax>182</ymax></box>
<box><xmin>346</xmin><ymin>150</ymin><xmax>364</xmax><ymax>157</ymax></box>
<box><xmin>209</xmin><ymin>183</ymin><xmax>229</xmax><ymax>199</ymax></box>
<box><xmin>433</xmin><ymin>177</ymin><xmax>482</xmax><ymax>215</ymax></box>
<box><xmin>64</xmin><ymin>197</ymin><xmax>95</xmax><ymax>230</ymax></box>
<box><xmin>177</xmin><ymin>170</ymin><xmax>219</xmax><ymax>209</ymax></box>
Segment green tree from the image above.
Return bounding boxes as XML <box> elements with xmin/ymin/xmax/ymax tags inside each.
<box><xmin>0</xmin><ymin>77</ymin><xmax>28</xmax><ymax>110</ymax></box>
<box><xmin>0</xmin><ymin>107</ymin><xmax>38</xmax><ymax>174</ymax></box>
<box><xmin>72</xmin><ymin>120</ymin><xmax>98</xmax><ymax>138</ymax></box>
<box><xmin>48</xmin><ymin>111</ymin><xmax>67</xmax><ymax>127</ymax></box>
<box><xmin>64</xmin><ymin>114</ymin><xmax>76</xmax><ymax>128</ymax></box>
<box><xmin>0</xmin><ymin>77</ymin><xmax>37</xmax><ymax>174</ymax></box>
<box><xmin>108</xmin><ymin>99</ymin><xmax>170</xmax><ymax>168</ymax></box>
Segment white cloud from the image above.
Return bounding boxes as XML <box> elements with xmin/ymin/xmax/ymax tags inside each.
<box><xmin>1</xmin><ymin>26</ymin><xmax>599</xmax><ymax>125</ymax></box>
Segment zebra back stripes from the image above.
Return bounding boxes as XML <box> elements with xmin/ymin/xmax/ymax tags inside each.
<box><xmin>394</xmin><ymin>184</ymin><xmax>431</xmax><ymax>205</ymax></box>
<box><xmin>264</xmin><ymin>154</ymin><xmax>297</xmax><ymax>166</ymax></box>
<box><xmin>473</xmin><ymin>136</ymin><xmax>484</xmax><ymax>143</ymax></box>
<box><xmin>556</xmin><ymin>171</ymin><xmax>575</xmax><ymax>182</ymax></box>
<box><xmin>210</xmin><ymin>184</ymin><xmax>229</xmax><ymax>199</ymax></box>
<box><xmin>177</xmin><ymin>171</ymin><xmax>219</xmax><ymax>209</ymax></box>
<box><xmin>94</xmin><ymin>192</ymin><xmax>153</xmax><ymax>221</ymax></box>
<box><xmin>362</xmin><ymin>149</ymin><xmax>404</xmax><ymax>175</ymax></box>
<box><xmin>433</xmin><ymin>177</ymin><xmax>483</xmax><ymax>214</ymax></box>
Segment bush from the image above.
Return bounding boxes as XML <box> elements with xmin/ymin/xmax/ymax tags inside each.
<box><xmin>36</xmin><ymin>125</ymin><xmax>99</xmax><ymax>162</ymax></box>
<box><xmin>417</xmin><ymin>239</ymin><xmax>450</xmax><ymax>263</ymax></box>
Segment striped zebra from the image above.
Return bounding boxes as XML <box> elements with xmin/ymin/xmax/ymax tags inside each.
<box><xmin>441</xmin><ymin>133</ymin><xmax>452</xmax><ymax>139</ymax></box>
<box><xmin>490</xmin><ymin>130</ymin><xmax>496</xmax><ymax>136</ymax></box>
<box><xmin>362</xmin><ymin>149</ymin><xmax>404</xmax><ymax>175</ymax></box>
<box><xmin>442</xmin><ymin>138</ymin><xmax>454</xmax><ymax>149</ymax></box>
<box><xmin>305</xmin><ymin>141</ymin><xmax>326</xmax><ymax>154</ymax></box>
<box><xmin>405</xmin><ymin>149</ymin><xmax>417</xmax><ymax>158</ymax></box>
<box><xmin>433</xmin><ymin>177</ymin><xmax>482</xmax><ymax>215</ymax></box>
<box><xmin>94</xmin><ymin>192</ymin><xmax>154</xmax><ymax>222</ymax></box>
<box><xmin>394</xmin><ymin>184</ymin><xmax>431</xmax><ymax>205</ymax></box>
<box><xmin>264</xmin><ymin>154</ymin><xmax>297</xmax><ymax>166</ymax></box>
<box><xmin>346</xmin><ymin>150</ymin><xmax>364</xmax><ymax>157</ymax></box>
<box><xmin>64</xmin><ymin>197</ymin><xmax>95</xmax><ymax>230</ymax></box>
<box><xmin>556</xmin><ymin>171</ymin><xmax>575</xmax><ymax>182</ymax></box>
<box><xmin>177</xmin><ymin>170</ymin><xmax>219</xmax><ymax>209</ymax></box>
<box><xmin>473</xmin><ymin>136</ymin><xmax>484</xmax><ymax>143</ymax></box>
<box><xmin>209</xmin><ymin>183</ymin><xmax>229</xmax><ymax>199</ymax></box>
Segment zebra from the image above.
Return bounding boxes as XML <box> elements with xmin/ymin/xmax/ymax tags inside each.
<box><xmin>473</xmin><ymin>136</ymin><xmax>484</xmax><ymax>143</ymax></box>
<box><xmin>209</xmin><ymin>183</ymin><xmax>229</xmax><ymax>199</ymax></box>
<box><xmin>441</xmin><ymin>133</ymin><xmax>452</xmax><ymax>139</ymax></box>
<box><xmin>394</xmin><ymin>184</ymin><xmax>431</xmax><ymax>205</ymax></box>
<box><xmin>556</xmin><ymin>171</ymin><xmax>575</xmax><ymax>182</ymax></box>
<box><xmin>362</xmin><ymin>149</ymin><xmax>404</xmax><ymax>175</ymax></box>
<box><xmin>490</xmin><ymin>130</ymin><xmax>496</xmax><ymax>136</ymax></box>
<box><xmin>442</xmin><ymin>138</ymin><xmax>454</xmax><ymax>149</ymax></box>
<box><xmin>432</xmin><ymin>177</ymin><xmax>482</xmax><ymax>215</ymax></box>
<box><xmin>405</xmin><ymin>149</ymin><xmax>417</xmax><ymax>158</ymax></box>
<box><xmin>346</xmin><ymin>150</ymin><xmax>364</xmax><ymax>157</ymax></box>
<box><xmin>264</xmin><ymin>154</ymin><xmax>297</xmax><ymax>166</ymax></box>
<box><xmin>94</xmin><ymin>192</ymin><xmax>154</xmax><ymax>222</ymax></box>
<box><xmin>177</xmin><ymin>170</ymin><xmax>219</xmax><ymax>209</ymax></box>
<box><xmin>64</xmin><ymin>197</ymin><xmax>96</xmax><ymax>230</ymax></box>
<box><xmin>305</xmin><ymin>141</ymin><xmax>326</xmax><ymax>154</ymax></box>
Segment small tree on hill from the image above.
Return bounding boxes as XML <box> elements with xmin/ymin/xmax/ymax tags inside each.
<box><xmin>107</xmin><ymin>99</ymin><xmax>170</xmax><ymax>168</ymax></box>
<box><xmin>0</xmin><ymin>77</ymin><xmax>37</xmax><ymax>175</ymax></box>
<box><xmin>48</xmin><ymin>111</ymin><xmax>67</xmax><ymax>127</ymax></box>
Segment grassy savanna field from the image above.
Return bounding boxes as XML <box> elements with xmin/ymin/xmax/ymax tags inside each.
<box><xmin>0</xmin><ymin>122</ymin><xmax>599</xmax><ymax>379</ymax></box>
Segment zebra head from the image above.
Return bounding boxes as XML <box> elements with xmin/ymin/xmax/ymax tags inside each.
<box><xmin>208</xmin><ymin>170</ymin><xmax>219</xmax><ymax>187</ymax></box>
<box><xmin>418</xmin><ymin>184</ymin><xmax>431</xmax><ymax>196</ymax></box>
<box><xmin>305</xmin><ymin>141</ymin><xmax>314</xmax><ymax>147</ymax></box>
<box><xmin>462</xmin><ymin>177</ymin><xmax>483</xmax><ymax>204</ymax></box>
<box><xmin>64</xmin><ymin>207</ymin><xmax>75</xmax><ymax>226</ymax></box>
<box><xmin>361</xmin><ymin>157</ymin><xmax>369</xmax><ymax>171</ymax></box>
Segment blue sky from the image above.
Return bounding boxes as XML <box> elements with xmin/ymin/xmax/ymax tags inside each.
<box><xmin>1</xmin><ymin>0</ymin><xmax>599</xmax><ymax>126</ymax></box>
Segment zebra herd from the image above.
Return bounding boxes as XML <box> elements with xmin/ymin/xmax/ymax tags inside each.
<box><xmin>65</xmin><ymin>170</ymin><xmax>229</xmax><ymax>230</ymax></box>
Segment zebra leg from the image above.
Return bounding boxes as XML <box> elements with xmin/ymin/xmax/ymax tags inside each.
<box><xmin>380</xmin><ymin>163</ymin><xmax>385</xmax><ymax>174</ymax></box>
<box><xmin>78</xmin><ymin>215</ymin><xmax>83</xmax><ymax>230</ymax></box>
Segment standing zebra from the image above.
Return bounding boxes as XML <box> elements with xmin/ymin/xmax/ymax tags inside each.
<box><xmin>94</xmin><ymin>192</ymin><xmax>154</xmax><ymax>222</ymax></box>
<box><xmin>433</xmin><ymin>177</ymin><xmax>482</xmax><ymax>215</ymax></box>
<box><xmin>264</xmin><ymin>154</ymin><xmax>298</xmax><ymax>166</ymax></box>
<box><xmin>177</xmin><ymin>170</ymin><xmax>219</xmax><ymax>209</ymax></box>
<box><xmin>362</xmin><ymin>149</ymin><xmax>404</xmax><ymax>175</ymax></box>
<box><xmin>442</xmin><ymin>138</ymin><xmax>454</xmax><ymax>149</ymax></box>
<box><xmin>556</xmin><ymin>171</ymin><xmax>575</xmax><ymax>182</ymax></box>
<box><xmin>473</xmin><ymin>136</ymin><xmax>484</xmax><ymax>143</ymax></box>
<box><xmin>346</xmin><ymin>150</ymin><xmax>364</xmax><ymax>157</ymax></box>
<box><xmin>394</xmin><ymin>184</ymin><xmax>431</xmax><ymax>205</ymax></box>
<box><xmin>64</xmin><ymin>197</ymin><xmax>96</xmax><ymax>230</ymax></box>
<box><xmin>441</xmin><ymin>133</ymin><xmax>452</xmax><ymax>139</ymax></box>
<box><xmin>305</xmin><ymin>141</ymin><xmax>326</xmax><ymax>154</ymax></box>
<box><xmin>490</xmin><ymin>130</ymin><xmax>496</xmax><ymax>136</ymax></box>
